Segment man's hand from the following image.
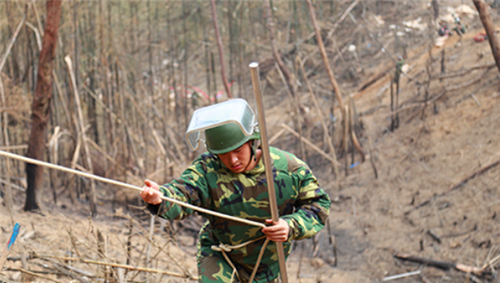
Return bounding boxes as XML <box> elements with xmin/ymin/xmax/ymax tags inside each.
<box><xmin>140</xmin><ymin>179</ymin><xmax>163</xmax><ymax>205</ymax></box>
<box><xmin>261</xmin><ymin>219</ymin><xmax>289</xmax><ymax>242</ymax></box>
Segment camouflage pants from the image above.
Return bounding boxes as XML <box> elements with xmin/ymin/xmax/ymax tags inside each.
<box><xmin>197</xmin><ymin>251</ymin><xmax>279</xmax><ymax>283</ymax></box>
<box><xmin>197</xmin><ymin>224</ymin><xmax>279</xmax><ymax>283</ymax></box>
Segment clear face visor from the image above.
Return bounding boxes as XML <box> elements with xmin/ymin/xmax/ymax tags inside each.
<box><xmin>185</xmin><ymin>98</ymin><xmax>257</xmax><ymax>151</ymax></box>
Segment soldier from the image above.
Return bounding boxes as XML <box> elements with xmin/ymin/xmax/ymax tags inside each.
<box><xmin>452</xmin><ymin>13</ymin><xmax>466</xmax><ymax>37</ymax></box>
<box><xmin>394</xmin><ymin>55</ymin><xmax>405</xmax><ymax>84</ymax></box>
<box><xmin>438</xmin><ymin>23</ymin><xmax>452</xmax><ymax>37</ymax></box>
<box><xmin>140</xmin><ymin>98</ymin><xmax>330</xmax><ymax>283</ymax></box>
<box><xmin>391</xmin><ymin>56</ymin><xmax>405</xmax><ymax>130</ymax></box>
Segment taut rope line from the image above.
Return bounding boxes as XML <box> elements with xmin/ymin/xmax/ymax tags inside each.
<box><xmin>0</xmin><ymin>150</ymin><xmax>266</xmax><ymax>228</ymax></box>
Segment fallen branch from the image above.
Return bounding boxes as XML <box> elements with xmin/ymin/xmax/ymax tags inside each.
<box><xmin>0</xmin><ymin>145</ymin><xmax>28</xmax><ymax>151</ymax></box>
<box><xmin>382</xmin><ymin>270</ymin><xmax>421</xmax><ymax>281</ymax></box>
<box><xmin>395</xmin><ymin>253</ymin><xmax>491</xmax><ymax>277</ymax></box>
<box><xmin>32</xmin><ymin>254</ymin><xmax>198</xmax><ymax>280</ymax></box>
<box><xmin>448</xmin><ymin>158</ymin><xmax>500</xmax><ymax>192</ymax></box>
<box><xmin>280</xmin><ymin>123</ymin><xmax>341</xmax><ymax>167</ymax></box>
<box><xmin>47</xmin><ymin>260</ymin><xmax>91</xmax><ymax>283</ymax></box>
<box><xmin>0</xmin><ymin>178</ymin><xmax>25</xmax><ymax>192</ymax></box>
<box><xmin>16</xmin><ymin>268</ymin><xmax>64</xmax><ymax>283</ymax></box>
<box><xmin>432</xmin><ymin>63</ymin><xmax>495</xmax><ymax>80</ymax></box>
<box><xmin>406</xmin><ymin>157</ymin><xmax>500</xmax><ymax>214</ymax></box>
<box><xmin>427</xmin><ymin>230</ymin><xmax>442</xmax><ymax>244</ymax></box>
<box><xmin>387</xmin><ymin>89</ymin><xmax>446</xmax><ymax>117</ymax></box>
<box><xmin>402</xmin><ymin>251</ymin><xmax>444</xmax><ymax>269</ymax></box>
<box><xmin>445</xmin><ymin>67</ymin><xmax>494</xmax><ymax>91</ymax></box>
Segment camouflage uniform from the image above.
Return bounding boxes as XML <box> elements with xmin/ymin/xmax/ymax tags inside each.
<box><xmin>147</xmin><ymin>147</ymin><xmax>331</xmax><ymax>283</ymax></box>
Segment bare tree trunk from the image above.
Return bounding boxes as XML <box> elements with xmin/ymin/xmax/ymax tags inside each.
<box><xmin>209</xmin><ymin>0</ymin><xmax>232</xmax><ymax>98</ymax></box>
<box><xmin>24</xmin><ymin>0</ymin><xmax>63</xmax><ymax>212</ymax></box>
<box><xmin>432</xmin><ymin>0</ymin><xmax>439</xmax><ymax>20</ymax></box>
<box><xmin>226</xmin><ymin>0</ymin><xmax>234</xmax><ymax>92</ymax></box>
<box><xmin>202</xmin><ymin>7</ymin><xmax>211</xmax><ymax>103</ymax></box>
<box><xmin>473</xmin><ymin>0</ymin><xmax>500</xmax><ymax>74</ymax></box>
<box><xmin>304</xmin><ymin>0</ymin><xmax>345</xmax><ymax>120</ymax></box>
<box><xmin>263</xmin><ymin>0</ymin><xmax>297</xmax><ymax>97</ymax></box>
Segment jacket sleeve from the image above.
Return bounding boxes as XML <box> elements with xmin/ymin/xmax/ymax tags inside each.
<box><xmin>281</xmin><ymin>162</ymin><xmax>331</xmax><ymax>241</ymax></box>
<box><xmin>147</xmin><ymin>157</ymin><xmax>210</xmax><ymax>220</ymax></box>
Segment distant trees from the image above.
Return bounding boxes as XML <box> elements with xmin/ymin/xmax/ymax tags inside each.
<box><xmin>24</xmin><ymin>0</ymin><xmax>62</xmax><ymax>211</ymax></box>
<box><xmin>0</xmin><ymin>0</ymin><xmax>401</xmax><ymax>214</ymax></box>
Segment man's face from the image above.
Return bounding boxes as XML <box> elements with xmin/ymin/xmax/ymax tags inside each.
<box><xmin>217</xmin><ymin>141</ymin><xmax>252</xmax><ymax>174</ymax></box>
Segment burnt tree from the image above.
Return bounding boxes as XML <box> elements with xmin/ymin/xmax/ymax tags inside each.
<box><xmin>473</xmin><ymin>0</ymin><xmax>500</xmax><ymax>74</ymax></box>
<box><xmin>209</xmin><ymin>0</ymin><xmax>232</xmax><ymax>98</ymax></box>
<box><xmin>25</xmin><ymin>0</ymin><xmax>63</xmax><ymax>211</ymax></box>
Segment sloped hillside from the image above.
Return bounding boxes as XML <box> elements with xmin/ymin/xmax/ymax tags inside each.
<box><xmin>1</xmin><ymin>2</ymin><xmax>499</xmax><ymax>283</ymax></box>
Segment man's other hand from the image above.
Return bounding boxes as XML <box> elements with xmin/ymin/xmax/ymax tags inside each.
<box><xmin>140</xmin><ymin>179</ymin><xmax>163</xmax><ymax>205</ymax></box>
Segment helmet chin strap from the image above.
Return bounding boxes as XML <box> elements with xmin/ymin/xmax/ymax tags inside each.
<box><xmin>250</xmin><ymin>140</ymin><xmax>258</xmax><ymax>162</ymax></box>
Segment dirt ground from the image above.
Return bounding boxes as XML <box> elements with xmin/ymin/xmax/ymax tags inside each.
<box><xmin>2</xmin><ymin>4</ymin><xmax>500</xmax><ymax>283</ymax></box>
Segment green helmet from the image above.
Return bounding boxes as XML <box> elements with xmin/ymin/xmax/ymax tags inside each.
<box><xmin>205</xmin><ymin>122</ymin><xmax>260</xmax><ymax>154</ymax></box>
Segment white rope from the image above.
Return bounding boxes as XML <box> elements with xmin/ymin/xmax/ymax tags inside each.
<box><xmin>0</xmin><ymin>150</ymin><xmax>266</xmax><ymax>228</ymax></box>
<box><xmin>211</xmin><ymin>236</ymin><xmax>270</xmax><ymax>283</ymax></box>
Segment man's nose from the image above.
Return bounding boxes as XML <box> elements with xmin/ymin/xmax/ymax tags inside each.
<box><xmin>231</xmin><ymin>153</ymin><xmax>238</xmax><ymax>163</ymax></box>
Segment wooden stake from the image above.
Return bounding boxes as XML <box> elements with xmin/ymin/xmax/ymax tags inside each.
<box><xmin>250</xmin><ymin>62</ymin><xmax>288</xmax><ymax>283</ymax></box>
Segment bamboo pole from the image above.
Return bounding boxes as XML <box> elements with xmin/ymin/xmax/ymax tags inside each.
<box><xmin>275</xmin><ymin>63</ymin><xmax>305</xmax><ymax>160</ymax></box>
<box><xmin>0</xmin><ymin>13</ymin><xmax>26</xmax><ymax>73</ymax></box>
<box><xmin>0</xmin><ymin>76</ymin><xmax>14</xmax><ymax>224</ymax></box>
<box><xmin>349</xmin><ymin>96</ymin><xmax>365</xmax><ymax>162</ymax></box>
<box><xmin>65</xmin><ymin>55</ymin><xmax>98</xmax><ymax>216</ymax></box>
<box><xmin>280</xmin><ymin>123</ymin><xmax>341</xmax><ymax>166</ymax></box>
<box><xmin>296</xmin><ymin>56</ymin><xmax>339</xmax><ymax>178</ymax></box>
<box><xmin>31</xmin><ymin>0</ymin><xmax>44</xmax><ymax>37</ymax></box>
<box><xmin>304</xmin><ymin>0</ymin><xmax>345</xmax><ymax>119</ymax></box>
<box><xmin>0</xmin><ymin>150</ymin><xmax>266</xmax><ymax>229</ymax></box>
<box><xmin>249</xmin><ymin>62</ymin><xmax>288</xmax><ymax>283</ymax></box>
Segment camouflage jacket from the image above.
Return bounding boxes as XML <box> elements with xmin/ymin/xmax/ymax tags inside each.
<box><xmin>147</xmin><ymin>147</ymin><xmax>330</xmax><ymax>281</ymax></box>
